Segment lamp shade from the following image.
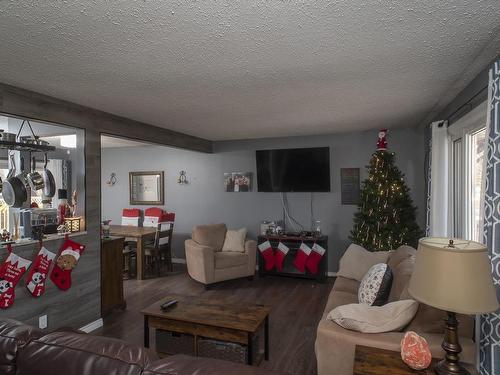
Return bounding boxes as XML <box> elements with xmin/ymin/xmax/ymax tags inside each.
<box><xmin>408</xmin><ymin>237</ymin><xmax>499</xmax><ymax>315</ymax></box>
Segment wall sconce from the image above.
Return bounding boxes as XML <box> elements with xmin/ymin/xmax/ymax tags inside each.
<box><xmin>106</xmin><ymin>173</ymin><xmax>117</xmax><ymax>186</ymax></box>
<box><xmin>178</xmin><ymin>171</ymin><xmax>188</xmax><ymax>185</ymax></box>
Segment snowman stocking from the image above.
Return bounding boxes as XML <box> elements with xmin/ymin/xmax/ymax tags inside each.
<box><xmin>274</xmin><ymin>242</ymin><xmax>289</xmax><ymax>272</ymax></box>
<box><xmin>306</xmin><ymin>243</ymin><xmax>326</xmax><ymax>275</ymax></box>
<box><xmin>26</xmin><ymin>247</ymin><xmax>56</xmax><ymax>297</ymax></box>
<box><xmin>0</xmin><ymin>246</ymin><xmax>32</xmax><ymax>309</ymax></box>
<box><xmin>50</xmin><ymin>238</ymin><xmax>85</xmax><ymax>291</ymax></box>
<box><xmin>293</xmin><ymin>242</ymin><xmax>312</xmax><ymax>273</ymax></box>
<box><xmin>258</xmin><ymin>241</ymin><xmax>275</xmax><ymax>271</ymax></box>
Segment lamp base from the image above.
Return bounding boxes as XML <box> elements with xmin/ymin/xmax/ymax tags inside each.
<box><xmin>435</xmin><ymin>358</ymin><xmax>470</xmax><ymax>375</ymax></box>
<box><xmin>434</xmin><ymin>312</ymin><xmax>470</xmax><ymax>375</ymax></box>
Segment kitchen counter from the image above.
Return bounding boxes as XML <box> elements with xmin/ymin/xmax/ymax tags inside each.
<box><xmin>0</xmin><ymin>231</ymin><xmax>88</xmax><ymax>249</ymax></box>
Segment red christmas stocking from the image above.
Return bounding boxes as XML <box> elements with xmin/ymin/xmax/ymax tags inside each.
<box><xmin>0</xmin><ymin>247</ymin><xmax>32</xmax><ymax>309</ymax></box>
<box><xmin>26</xmin><ymin>247</ymin><xmax>56</xmax><ymax>297</ymax></box>
<box><xmin>306</xmin><ymin>243</ymin><xmax>326</xmax><ymax>275</ymax></box>
<box><xmin>50</xmin><ymin>238</ymin><xmax>85</xmax><ymax>291</ymax></box>
<box><xmin>274</xmin><ymin>242</ymin><xmax>289</xmax><ymax>272</ymax></box>
<box><xmin>293</xmin><ymin>242</ymin><xmax>312</xmax><ymax>273</ymax></box>
<box><xmin>258</xmin><ymin>241</ymin><xmax>275</xmax><ymax>271</ymax></box>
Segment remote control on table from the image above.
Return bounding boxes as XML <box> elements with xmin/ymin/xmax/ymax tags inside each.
<box><xmin>160</xmin><ymin>300</ymin><xmax>178</xmax><ymax>311</ymax></box>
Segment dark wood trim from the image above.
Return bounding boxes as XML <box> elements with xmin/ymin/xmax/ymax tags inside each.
<box><xmin>0</xmin><ymin>83</ymin><xmax>213</xmax><ymax>153</ymax></box>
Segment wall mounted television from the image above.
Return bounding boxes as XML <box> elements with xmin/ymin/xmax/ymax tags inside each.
<box><xmin>256</xmin><ymin>147</ymin><xmax>331</xmax><ymax>192</ymax></box>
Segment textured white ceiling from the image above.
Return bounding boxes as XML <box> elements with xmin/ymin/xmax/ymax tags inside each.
<box><xmin>0</xmin><ymin>1</ymin><xmax>499</xmax><ymax>141</ymax></box>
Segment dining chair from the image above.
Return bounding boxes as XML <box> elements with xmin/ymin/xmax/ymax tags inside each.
<box><xmin>144</xmin><ymin>212</ymin><xmax>175</xmax><ymax>276</ymax></box>
<box><xmin>121</xmin><ymin>208</ymin><xmax>141</xmax><ymax>278</ymax></box>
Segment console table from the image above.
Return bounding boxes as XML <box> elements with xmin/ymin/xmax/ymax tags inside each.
<box><xmin>257</xmin><ymin>234</ymin><xmax>328</xmax><ymax>282</ymax></box>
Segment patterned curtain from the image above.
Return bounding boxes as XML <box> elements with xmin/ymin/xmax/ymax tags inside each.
<box><xmin>480</xmin><ymin>59</ymin><xmax>500</xmax><ymax>375</ymax></box>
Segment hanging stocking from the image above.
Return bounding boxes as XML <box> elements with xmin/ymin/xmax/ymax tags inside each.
<box><xmin>306</xmin><ymin>243</ymin><xmax>326</xmax><ymax>275</ymax></box>
<box><xmin>26</xmin><ymin>246</ymin><xmax>56</xmax><ymax>297</ymax></box>
<box><xmin>274</xmin><ymin>242</ymin><xmax>289</xmax><ymax>272</ymax></box>
<box><xmin>0</xmin><ymin>245</ymin><xmax>32</xmax><ymax>309</ymax></box>
<box><xmin>258</xmin><ymin>241</ymin><xmax>275</xmax><ymax>271</ymax></box>
<box><xmin>50</xmin><ymin>237</ymin><xmax>85</xmax><ymax>291</ymax></box>
<box><xmin>293</xmin><ymin>242</ymin><xmax>312</xmax><ymax>273</ymax></box>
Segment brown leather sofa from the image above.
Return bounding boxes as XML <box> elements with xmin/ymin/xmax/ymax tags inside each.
<box><xmin>0</xmin><ymin>318</ymin><xmax>279</xmax><ymax>375</ymax></box>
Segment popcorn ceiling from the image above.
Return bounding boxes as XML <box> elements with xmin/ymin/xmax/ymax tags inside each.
<box><xmin>0</xmin><ymin>1</ymin><xmax>498</xmax><ymax>140</ymax></box>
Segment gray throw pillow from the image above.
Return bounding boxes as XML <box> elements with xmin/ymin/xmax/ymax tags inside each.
<box><xmin>358</xmin><ymin>263</ymin><xmax>393</xmax><ymax>306</ymax></box>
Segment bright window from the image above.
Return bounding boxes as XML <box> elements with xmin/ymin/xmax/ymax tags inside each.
<box><xmin>449</xmin><ymin>102</ymin><xmax>487</xmax><ymax>242</ymax></box>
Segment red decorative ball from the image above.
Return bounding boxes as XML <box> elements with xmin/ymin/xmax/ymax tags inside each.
<box><xmin>400</xmin><ymin>331</ymin><xmax>432</xmax><ymax>370</ymax></box>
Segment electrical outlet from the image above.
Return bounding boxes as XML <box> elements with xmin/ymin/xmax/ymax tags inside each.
<box><xmin>38</xmin><ymin>315</ymin><xmax>47</xmax><ymax>329</ymax></box>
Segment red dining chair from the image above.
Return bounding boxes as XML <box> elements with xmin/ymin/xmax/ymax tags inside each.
<box><xmin>143</xmin><ymin>207</ymin><xmax>164</xmax><ymax>227</ymax></box>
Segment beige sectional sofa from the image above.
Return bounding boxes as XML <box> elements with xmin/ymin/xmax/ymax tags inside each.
<box><xmin>315</xmin><ymin>245</ymin><xmax>476</xmax><ymax>375</ymax></box>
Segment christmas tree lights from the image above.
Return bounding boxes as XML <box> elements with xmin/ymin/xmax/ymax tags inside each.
<box><xmin>349</xmin><ymin>148</ymin><xmax>422</xmax><ymax>252</ymax></box>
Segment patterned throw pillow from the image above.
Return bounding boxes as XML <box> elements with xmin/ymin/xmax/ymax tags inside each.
<box><xmin>358</xmin><ymin>263</ymin><xmax>393</xmax><ymax>306</ymax></box>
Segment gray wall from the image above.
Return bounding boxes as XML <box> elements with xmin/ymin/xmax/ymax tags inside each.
<box><xmin>102</xmin><ymin>126</ymin><xmax>426</xmax><ymax>272</ymax></box>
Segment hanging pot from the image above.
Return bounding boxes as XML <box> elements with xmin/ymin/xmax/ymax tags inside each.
<box><xmin>0</xmin><ymin>131</ymin><xmax>17</xmax><ymax>143</ymax></box>
<box><xmin>2</xmin><ymin>157</ymin><xmax>27</xmax><ymax>208</ymax></box>
<box><xmin>41</xmin><ymin>153</ymin><xmax>56</xmax><ymax>198</ymax></box>
<box><xmin>27</xmin><ymin>156</ymin><xmax>45</xmax><ymax>191</ymax></box>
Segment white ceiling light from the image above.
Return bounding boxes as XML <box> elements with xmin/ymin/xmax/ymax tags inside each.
<box><xmin>60</xmin><ymin>134</ymin><xmax>76</xmax><ymax>148</ymax></box>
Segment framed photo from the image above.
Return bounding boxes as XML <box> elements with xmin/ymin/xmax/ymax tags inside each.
<box><xmin>224</xmin><ymin>172</ymin><xmax>252</xmax><ymax>192</ymax></box>
<box><xmin>341</xmin><ymin>168</ymin><xmax>360</xmax><ymax>205</ymax></box>
<box><xmin>129</xmin><ymin>171</ymin><xmax>164</xmax><ymax>205</ymax></box>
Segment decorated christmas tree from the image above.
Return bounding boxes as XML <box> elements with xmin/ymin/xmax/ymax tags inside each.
<box><xmin>349</xmin><ymin>129</ymin><xmax>422</xmax><ymax>251</ymax></box>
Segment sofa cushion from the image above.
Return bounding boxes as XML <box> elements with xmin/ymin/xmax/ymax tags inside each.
<box><xmin>16</xmin><ymin>331</ymin><xmax>154</xmax><ymax>375</ymax></box>
<box><xmin>192</xmin><ymin>224</ymin><xmax>227</xmax><ymax>251</ymax></box>
<box><xmin>337</xmin><ymin>244</ymin><xmax>390</xmax><ymax>282</ymax></box>
<box><xmin>358</xmin><ymin>263</ymin><xmax>393</xmax><ymax>306</ymax></box>
<box><xmin>144</xmin><ymin>354</ymin><xmax>281</xmax><ymax>374</ymax></box>
<box><xmin>327</xmin><ymin>299</ymin><xmax>419</xmax><ymax>333</ymax></box>
<box><xmin>388</xmin><ymin>257</ymin><xmax>415</xmax><ymax>302</ymax></box>
<box><xmin>323</xmin><ymin>290</ymin><xmax>359</xmax><ymax>318</ymax></box>
<box><xmin>333</xmin><ymin>277</ymin><xmax>360</xmax><ymax>295</ymax></box>
<box><xmin>0</xmin><ymin>319</ymin><xmax>42</xmax><ymax>375</ymax></box>
<box><xmin>215</xmin><ymin>252</ymin><xmax>248</xmax><ymax>269</ymax></box>
<box><xmin>387</xmin><ymin>245</ymin><xmax>416</xmax><ymax>270</ymax></box>
<box><xmin>222</xmin><ymin>228</ymin><xmax>247</xmax><ymax>253</ymax></box>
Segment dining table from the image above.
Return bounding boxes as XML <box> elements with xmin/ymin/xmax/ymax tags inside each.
<box><xmin>108</xmin><ymin>224</ymin><xmax>157</xmax><ymax>280</ymax></box>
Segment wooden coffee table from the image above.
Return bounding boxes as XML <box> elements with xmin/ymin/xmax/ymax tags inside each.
<box><xmin>141</xmin><ymin>294</ymin><xmax>271</xmax><ymax>365</ymax></box>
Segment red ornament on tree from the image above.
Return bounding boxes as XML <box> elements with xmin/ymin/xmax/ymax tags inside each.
<box><xmin>377</xmin><ymin>128</ymin><xmax>388</xmax><ymax>150</ymax></box>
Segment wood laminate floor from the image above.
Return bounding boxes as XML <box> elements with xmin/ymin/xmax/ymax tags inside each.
<box><xmin>96</xmin><ymin>265</ymin><xmax>334</xmax><ymax>375</ymax></box>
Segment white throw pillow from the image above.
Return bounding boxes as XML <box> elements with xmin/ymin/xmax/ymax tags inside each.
<box><xmin>337</xmin><ymin>244</ymin><xmax>391</xmax><ymax>281</ymax></box>
<box><xmin>222</xmin><ymin>228</ymin><xmax>247</xmax><ymax>253</ymax></box>
<box><xmin>358</xmin><ymin>263</ymin><xmax>393</xmax><ymax>306</ymax></box>
<box><xmin>327</xmin><ymin>299</ymin><xmax>418</xmax><ymax>333</ymax></box>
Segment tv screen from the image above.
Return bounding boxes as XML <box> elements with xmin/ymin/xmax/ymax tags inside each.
<box><xmin>256</xmin><ymin>147</ymin><xmax>331</xmax><ymax>192</ymax></box>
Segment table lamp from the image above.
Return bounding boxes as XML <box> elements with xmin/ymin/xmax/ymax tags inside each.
<box><xmin>408</xmin><ymin>237</ymin><xmax>499</xmax><ymax>375</ymax></box>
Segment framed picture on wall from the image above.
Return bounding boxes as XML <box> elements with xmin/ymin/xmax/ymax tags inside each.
<box><xmin>224</xmin><ymin>172</ymin><xmax>252</xmax><ymax>192</ymax></box>
<box><xmin>341</xmin><ymin>168</ymin><xmax>360</xmax><ymax>205</ymax></box>
<box><xmin>129</xmin><ymin>171</ymin><xmax>164</xmax><ymax>205</ymax></box>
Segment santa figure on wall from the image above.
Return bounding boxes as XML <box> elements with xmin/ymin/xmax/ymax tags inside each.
<box><xmin>377</xmin><ymin>128</ymin><xmax>388</xmax><ymax>150</ymax></box>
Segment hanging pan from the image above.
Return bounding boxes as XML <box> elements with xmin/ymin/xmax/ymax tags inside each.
<box><xmin>27</xmin><ymin>156</ymin><xmax>45</xmax><ymax>191</ymax></box>
<box><xmin>2</xmin><ymin>156</ymin><xmax>27</xmax><ymax>208</ymax></box>
<box><xmin>41</xmin><ymin>153</ymin><xmax>56</xmax><ymax>198</ymax></box>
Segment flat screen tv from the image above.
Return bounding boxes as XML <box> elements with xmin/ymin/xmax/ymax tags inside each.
<box><xmin>256</xmin><ymin>147</ymin><xmax>331</xmax><ymax>192</ymax></box>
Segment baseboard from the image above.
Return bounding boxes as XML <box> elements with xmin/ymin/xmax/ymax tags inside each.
<box><xmin>175</xmin><ymin>258</ymin><xmax>336</xmax><ymax>277</ymax></box>
<box><xmin>172</xmin><ymin>257</ymin><xmax>186</xmax><ymax>264</ymax></box>
<box><xmin>79</xmin><ymin>318</ymin><xmax>103</xmax><ymax>333</ymax></box>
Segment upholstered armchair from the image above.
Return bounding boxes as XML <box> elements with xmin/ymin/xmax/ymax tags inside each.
<box><xmin>185</xmin><ymin>223</ymin><xmax>257</xmax><ymax>288</ymax></box>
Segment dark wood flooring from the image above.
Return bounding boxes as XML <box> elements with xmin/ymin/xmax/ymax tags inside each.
<box><xmin>96</xmin><ymin>265</ymin><xmax>334</xmax><ymax>375</ymax></box>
